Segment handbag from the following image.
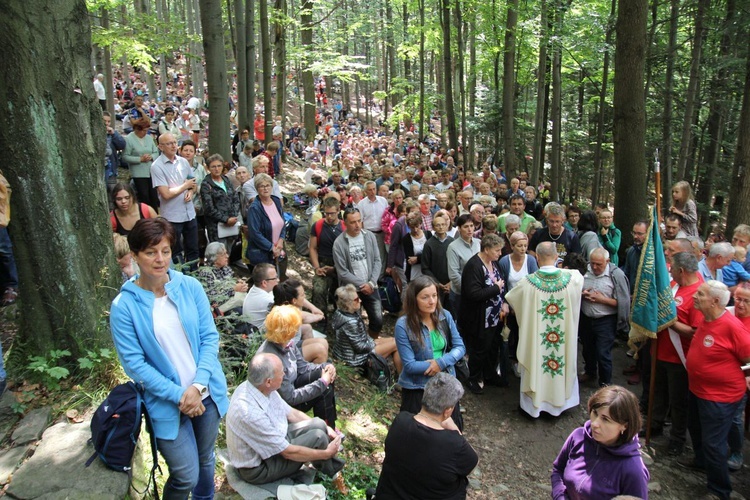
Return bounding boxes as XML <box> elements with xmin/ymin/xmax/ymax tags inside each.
<box><xmin>442</xmin><ymin>319</ymin><xmax>470</xmax><ymax>382</ymax></box>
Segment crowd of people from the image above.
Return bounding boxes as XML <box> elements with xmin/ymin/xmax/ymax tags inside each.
<box><xmin>99</xmin><ymin>68</ymin><xmax>750</xmax><ymax>499</ymax></box>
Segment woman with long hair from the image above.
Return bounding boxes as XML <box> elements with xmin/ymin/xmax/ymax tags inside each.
<box><xmin>395</xmin><ymin>275</ymin><xmax>466</xmax><ymax>430</ymax></box>
<box><xmin>110</xmin><ymin>182</ymin><xmax>157</xmax><ymax>236</ymax></box>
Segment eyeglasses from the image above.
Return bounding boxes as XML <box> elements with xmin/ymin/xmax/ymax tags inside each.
<box><xmin>265</xmin><ymin>276</ymin><xmax>280</xmax><ymax>282</ymax></box>
<box><xmin>258</xmin><ymin>184</ymin><xmax>272</xmax><ymax>190</ymax></box>
<box><xmin>324</xmin><ymin>211</ymin><xmax>339</xmax><ymax>216</ymax></box>
<box><xmin>631</xmin><ymin>231</ymin><xmax>647</xmax><ymax>237</ymax></box>
<box><xmin>734</xmin><ymin>297</ymin><xmax>750</xmax><ymax>304</ymax></box>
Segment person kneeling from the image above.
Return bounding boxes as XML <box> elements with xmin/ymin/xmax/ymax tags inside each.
<box><xmin>226</xmin><ymin>353</ymin><xmax>347</xmax><ymax>493</ymax></box>
<box><xmin>331</xmin><ymin>284</ymin><xmax>402</xmax><ymax>377</ymax></box>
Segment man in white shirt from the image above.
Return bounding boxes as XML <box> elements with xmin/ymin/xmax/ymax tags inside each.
<box><xmin>242</xmin><ymin>264</ymin><xmax>278</xmax><ymax>329</ymax></box>
<box><xmin>356</xmin><ymin>181</ymin><xmax>388</xmax><ymax>279</ymax></box>
<box><xmin>94</xmin><ymin>74</ymin><xmax>106</xmax><ymax>110</ymax></box>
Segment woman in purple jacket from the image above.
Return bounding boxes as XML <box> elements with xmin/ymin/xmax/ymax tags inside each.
<box><xmin>551</xmin><ymin>385</ymin><xmax>649</xmax><ymax>500</ymax></box>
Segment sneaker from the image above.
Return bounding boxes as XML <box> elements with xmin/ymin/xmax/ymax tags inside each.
<box><xmin>676</xmin><ymin>456</ymin><xmax>705</xmax><ymax>473</ymax></box>
<box><xmin>727</xmin><ymin>452</ymin><xmax>743</xmax><ymax>472</ymax></box>
<box><xmin>466</xmin><ymin>380</ymin><xmax>484</xmax><ymax>395</ymax></box>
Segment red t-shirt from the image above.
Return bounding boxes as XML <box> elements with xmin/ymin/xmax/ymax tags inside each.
<box><xmin>687</xmin><ymin>312</ymin><xmax>750</xmax><ymax>402</ymax></box>
<box><xmin>254</xmin><ymin>118</ymin><xmax>265</xmax><ymax>142</ymax></box>
<box><xmin>656</xmin><ymin>280</ymin><xmax>704</xmax><ymax>364</ymax></box>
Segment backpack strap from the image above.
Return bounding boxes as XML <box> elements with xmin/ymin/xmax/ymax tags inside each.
<box><xmin>141</xmin><ymin>401</ymin><xmax>161</xmax><ymax>500</ymax></box>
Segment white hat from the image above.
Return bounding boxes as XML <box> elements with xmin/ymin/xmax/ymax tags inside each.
<box><xmin>276</xmin><ymin>484</ymin><xmax>326</xmax><ymax>500</ymax></box>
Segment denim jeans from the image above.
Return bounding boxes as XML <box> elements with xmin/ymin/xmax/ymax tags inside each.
<box><xmin>170</xmin><ymin>218</ymin><xmax>200</xmax><ymax>265</ymax></box>
<box><xmin>0</xmin><ymin>227</ymin><xmax>18</xmax><ymax>290</ymax></box>
<box><xmin>157</xmin><ymin>397</ymin><xmax>220</xmax><ymax>500</ymax></box>
<box><xmin>359</xmin><ymin>289</ymin><xmax>383</xmax><ymax>334</ymax></box>
<box><xmin>579</xmin><ymin>314</ymin><xmax>617</xmax><ymax>385</ymax></box>
<box><xmin>728</xmin><ymin>392</ymin><xmax>748</xmax><ymax>454</ymax></box>
<box><xmin>687</xmin><ymin>392</ymin><xmax>742</xmax><ymax>499</ymax></box>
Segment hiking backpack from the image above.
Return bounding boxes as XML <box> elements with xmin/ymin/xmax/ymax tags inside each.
<box><xmin>86</xmin><ymin>381</ymin><xmax>160</xmax><ymax>498</ymax></box>
<box><xmin>365</xmin><ymin>352</ymin><xmax>393</xmax><ymax>393</ymax></box>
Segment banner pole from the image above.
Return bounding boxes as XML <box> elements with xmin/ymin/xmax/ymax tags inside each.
<box><xmin>645</xmin><ymin>150</ymin><xmax>661</xmax><ymax>445</ymax></box>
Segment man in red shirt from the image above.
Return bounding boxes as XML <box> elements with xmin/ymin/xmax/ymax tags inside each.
<box><xmin>678</xmin><ymin>281</ymin><xmax>750</xmax><ymax>499</ymax></box>
<box><xmin>728</xmin><ymin>283</ymin><xmax>750</xmax><ymax>472</ymax></box>
<box><xmin>646</xmin><ymin>252</ymin><xmax>703</xmax><ymax>455</ymax></box>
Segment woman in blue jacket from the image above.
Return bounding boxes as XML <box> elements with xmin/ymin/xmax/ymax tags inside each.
<box><xmin>110</xmin><ymin>218</ymin><xmax>229</xmax><ymax>500</ymax></box>
<box><xmin>245</xmin><ymin>173</ymin><xmax>286</xmax><ymax>278</ymax></box>
<box><xmin>395</xmin><ymin>275</ymin><xmax>466</xmax><ymax>430</ymax></box>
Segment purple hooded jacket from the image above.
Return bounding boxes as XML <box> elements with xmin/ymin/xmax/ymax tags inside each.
<box><xmin>551</xmin><ymin>421</ymin><xmax>649</xmax><ymax>500</ymax></box>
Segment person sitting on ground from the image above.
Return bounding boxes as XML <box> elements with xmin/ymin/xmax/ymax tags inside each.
<box><xmin>226</xmin><ymin>353</ymin><xmax>347</xmax><ymax>493</ymax></box>
<box><xmin>272</xmin><ymin>278</ymin><xmax>329</xmax><ymax>365</ymax></box>
<box><xmin>331</xmin><ymin>284</ymin><xmax>401</xmax><ymax>374</ymax></box>
<box><xmin>375</xmin><ymin>372</ymin><xmax>478</xmax><ymax>500</ymax></box>
<box><xmin>256</xmin><ymin>305</ymin><xmax>339</xmax><ymax>430</ymax></box>
<box><xmin>551</xmin><ymin>385</ymin><xmax>649</xmax><ymax>500</ymax></box>
<box><xmin>198</xmin><ymin>242</ymin><xmax>248</xmax><ymax>314</ymax></box>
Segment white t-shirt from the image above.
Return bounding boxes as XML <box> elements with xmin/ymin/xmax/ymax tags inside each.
<box><xmin>348</xmin><ymin>233</ymin><xmax>369</xmax><ymax>283</ymax></box>
<box><xmin>242</xmin><ymin>286</ymin><xmax>274</xmax><ymax>328</ymax></box>
<box><xmin>153</xmin><ymin>296</ymin><xmax>197</xmax><ymax>389</ymax></box>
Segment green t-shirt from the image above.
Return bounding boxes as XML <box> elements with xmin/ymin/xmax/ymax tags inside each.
<box><xmin>430</xmin><ymin>329</ymin><xmax>446</xmax><ymax>360</ymax></box>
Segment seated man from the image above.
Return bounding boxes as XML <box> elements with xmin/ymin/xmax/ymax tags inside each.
<box><xmin>226</xmin><ymin>353</ymin><xmax>347</xmax><ymax>492</ymax></box>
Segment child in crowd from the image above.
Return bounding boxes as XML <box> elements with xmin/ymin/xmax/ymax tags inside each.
<box><xmin>720</xmin><ymin>246</ymin><xmax>750</xmax><ymax>288</ymax></box>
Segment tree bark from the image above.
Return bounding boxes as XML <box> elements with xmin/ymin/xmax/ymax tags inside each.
<box><xmin>726</xmin><ymin>48</ymin><xmax>750</xmax><ymax>231</ymax></box>
<box><xmin>531</xmin><ymin>0</ymin><xmax>548</xmax><ymax>185</ymax></box>
<box><xmin>440</xmin><ymin>0</ymin><xmax>458</xmax><ymax>152</ymax></box>
<box><xmin>549</xmin><ymin>12</ymin><xmax>562</xmax><ymax>201</ymax></box>
<box><xmin>235</xmin><ymin>0</ymin><xmax>249</xmax><ymax>131</ymax></box>
<box><xmin>300</xmin><ymin>0</ymin><xmax>316</xmax><ymax>137</ymax></box>
<box><xmin>0</xmin><ymin>0</ymin><xmax>120</xmax><ymax>364</ymax></box>
<box><xmin>200</xmin><ymin>0</ymin><xmax>231</xmax><ymax>160</ymax></box>
<box><xmin>246</xmin><ymin>0</ymin><xmax>256</xmax><ymax>125</ymax></box>
<box><xmin>502</xmin><ymin>0</ymin><xmax>518</xmax><ymax>180</ymax></box>
<box><xmin>660</xmin><ymin>0</ymin><xmax>679</xmax><ymax>207</ymax></box>
<box><xmin>455</xmin><ymin>3</ymin><xmax>467</xmax><ymax>167</ymax></box>
<box><xmin>418</xmin><ymin>0</ymin><xmax>425</xmax><ymax>141</ymax></box>
<box><xmin>591</xmin><ymin>0</ymin><xmax>614</xmax><ymax>206</ymax></box>
<box><xmin>467</xmin><ymin>15</ymin><xmax>477</xmax><ymax>171</ymax></box>
<box><xmin>259</xmin><ymin>0</ymin><xmax>273</xmax><ymax>141</ymax></box>
<box><xmin>101</xmin><ymin>7</ymin><xmax>115</xmax><ymax>117</ymax></box>
<box><xmin>273</xmin><ymin>0</ymin><xmax>287</xmax><ymax>121</ymax></box>
<box><xmin>614</xmin><ymin>0</ymin><xmax>649</xmax><ymax>249</ymax></box>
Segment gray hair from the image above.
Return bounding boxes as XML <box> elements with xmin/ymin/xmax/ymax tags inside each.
<box><xmin>335</xmin><ymin>284</ymin><xmax>360</xmax><ymax>313</ymax></box>
<box><xmin>204</xmin><ymin>241</ymin><xmax>227</xmax><ymax>265</ymax></box>
<box><xmin>536</xmin><ymin>241</ymin><xmax>559</xmax><ymax>261</ymax></box>
<box><xmin>705</xmin><ymin>280</ymin><xmax>731</xmax><ymax>307</ymax></box>
<box><xmin>544</xmin><ymin>202</ymin><xmax>565</xmax><ymax>218</ymax></box>
<box><xmin>589</xmin><ymin>247</ymin><xmax>610</xmax><ymax>261</ymax></box>
<box><xmin>247</xmin><ymin>353</ymin><xmax>278</xmax><ymax>387</ymax></box>
<box><xmin>364</xmin><ymin>180</ymin><xmax>377</xmax><ymax>190</ymax></box>
<box><xmin>505</xmin><ymin>214</ymin><xmax>521</xmax><ymax>227</ymax></box>
<box><xmin>418</xmin><ymin>193</ymin><xmax>431</xmax><ymax>203</ymax></box>
<box><xmin>709</xmin><ymin>241</ymin><xmax>734</xmax><ymax>258</ymax></box>
<box><xmin>421</xmin><ymin>372</ymin><xmax>464</xmax><ymax>414</ymax></box>
<box><xmin>254</xmin><ymin>173</ymin><xmax>273</xmax><ymax>191</ymax></box>
<box><xmin>671</xmin><ymin>251</ymin><xmax>699</xmax><ymax>273</ymax></box>
<box><xmin>687</xmin><ymin>236</ymin><xmax>705</xmax><ymax>252</ymax></box>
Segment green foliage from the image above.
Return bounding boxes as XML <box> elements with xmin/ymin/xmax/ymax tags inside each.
<box><xmin>27</xmin><ymin>350</ymin><xmax>71</xmax><ymax>391</ymax></box>
<box><xmin>319</xmin><ymin>460</ymin><xmax>379</xmax><ymax>500</ymax></box>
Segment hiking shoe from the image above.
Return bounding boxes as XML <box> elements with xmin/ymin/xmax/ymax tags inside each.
<box><xmin>667</xmin><ymin>442</ymin><xmax>684</xmax><ymax>456</ymax></box>
<box><xmin>623</xmin><ymin>365</ymin><xmax>638</xmax><ymax>375</ymax></box>
<box><xmin>512</xmin><ymin>362</ymin><xmax>521</xmax><ymax>378</ymax></box>
<box><xmin>578</xmin><ymin>373</ymin><xmax>595</xmax><ymax>384</ymax></box>
<box><xmin>676</xmin><ymin>456</ymin><xmax>705</xmax><ymax>473</ymax></box>
<box><xmin>466</xmin><ymin>380</ymin><xmax>484</xmax><ymax>395</ymax></box>
<box><xmin>1</xmin><ymin>288</ymin><xmax>17</xmax><ymax>307</ymax></box>
<box><xmin>728</xmin><ymin>452</ymin><xmax>743</xmax><ymax>472</ymax></box>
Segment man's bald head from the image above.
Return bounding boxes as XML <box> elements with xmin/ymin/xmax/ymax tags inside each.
<box><xmin>536</xmin><ymin>242</ymin><xmax>558</xmax><ymax>266</ymax></box>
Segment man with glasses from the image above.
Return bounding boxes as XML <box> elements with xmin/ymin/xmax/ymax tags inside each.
<box><xmin>333</xmin><ymin>208</ymin><xmax>383</xmax><ymax>339</ymax></box>
<box><xmin>528</xmin><ymin>202</ymin><xmax>581</xmax><ymax>260</ymax></box>
<box><xmin>310</xmin><ymin>198</ymin><xmax>345</xmax><ymax>315</ymax></box>
<box><xmin>151</xmin><ymin>133</ymin><xmax>199</xmax><ymax>264</ymax></box>
<box><xmin>242</xmin><ymin>263</ymin><xmax>279</xmax><ymax>329</ymax></box>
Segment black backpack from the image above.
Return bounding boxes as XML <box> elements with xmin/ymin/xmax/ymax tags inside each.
<box><xmin>366</xmin><ymin>352</ymin><xmax>393</xmax><ymax>393</ymax></box>
<box><xmin>86</xmin><ymin>382</ymin><xmax>160</xmax><ymax>498</ymax></box>
<box><xmin>378</xmin><ymin>276</ymin><xmax>402</xmax><ymax>314</ymax></box>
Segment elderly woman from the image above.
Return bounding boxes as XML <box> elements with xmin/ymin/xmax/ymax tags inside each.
<box><xmin>257</xmin><ymin>305</ymin><xmax>339</xmax><ymax>430</ymax></box>
<box><xmin>551</xmin><ymin>386</ymin><xmax>649</xmax><ymax>499</ymax></box>
<box><xmin>396</xmin><ymin>276</ymin><xmax>466</xmax><ymax>430</ymax></box>
<box><xmin>272</xmin><ymin>278</ymin><xmax>329</xmax><ymax>365</ymax></box>
<box><xmin>376</xmin><ymin>373</ymin><xmax>478</xmax><ymax>499</ymax></box>
<box><xmin>197</xmin><ymin>242</ymin><xmax>248</xmax><ymax>314</ymax></box>
<box><xmin>122</xmin><ymin>117</ymin><xmax>160</xmax><ymax>210</ymax></box>
<box><xmin>200</xmin><ymin>154</ymin><xmax>242</xmax><ymax>252</ymax></box>
<box><xmin>331</xmin><ymin>284</ymin><xmax>401</xmax><ymax>374</ymax></box>
<box><xmin>246</xmin><ymin>173</ymin><xmax>286</xmax><ymax>278</ymax></box>
<box><xmin>459</xmin><ymin>234</ymin><xmax>507</xmax><ymax>393</ymax></box>
<box><xmin>110</xmin><ymin>218</ymin><xmax>229</xmax><ymax>499</ymax></box>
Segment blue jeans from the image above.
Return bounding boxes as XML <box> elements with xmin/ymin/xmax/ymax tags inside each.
<box><xmin>157</xmin><ymin>398</ymin><xmax>220</xmax><ymax>500</ymax></box>
<box><xmin>687</xmin><ymin>392</ymin><xmax>742</xmax><ymax>499</ymax></box>
<box><xmin>170</xmin><ymin>218</ymin><xmax>200</xmax><ymax>265</ymax></box>
<box><xmin>728</xmin><ymin>392</ymin><xmax>748</xmax><ymax>454</ymax></box>
<box><xmin>0</xmin><ymin>227</ymin><xmax>18</xmax><ymax>290</ymax></box>
<box><xmin>359</xmin><ymin>289</ymin><xmax>383</xmax><ymax>334</ymax></box>
<box><xmin>579</xmin><ymin>314</ymin><xmax>617</xmax><ymax>385</ymax></box>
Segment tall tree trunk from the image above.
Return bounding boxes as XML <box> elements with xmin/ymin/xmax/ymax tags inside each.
<box><xmin>259</xmin><ymin>0</ymin><xmax>273</xmax><ymax>141</ymax></box>
<box><xmin>190</xmin><ymin>0</ymin><xmax>205</xmax><ymax>100</ymax></box>
<box><xmin>614</xmin><ymin>0</ymin><xmax>649</xmax><ymax>247</ymax></box>
<box><xmin>403</xmin><ymin>2</ymin><xmax>411</xmax><ymax>82</ymax></box>
<box><xmin>120</xmin><ymin>5</ymin><xmax>130</xmax><ymax>89</ymax></box>
<box><xmin>226</xmin><ymin>0</ymin><xmax>237</xmax><ymax>61</ymax></box>
<box><xmin>0</xmin><ymin>0</ymin><xmax>120</xmax><ymax>364</ymax></box>
<box><xmin>660</xmin><ymin>0</ymin><xmax>679</xmax><ymax>207</ymax></box>
<box><xmin>440</xmin><ymin>0</ymin><xmax>458</xmax><ymax>152</ymax></box>
<box><xmin>502</xmin><ymin>0</ymin><xmax>518</xmax><ymax>180</ymax></box>
<box><xmin>418</xmin><ymin>0</ymin><xmax>425</xmax><ymax>141</ymax></box>
<box><xmin>300</xmin><ymin>0</ymin><xmax>315</xmax><ymax>136</ymax></box>
<box><xmin>235</xmin><ymin>0</ymin><xmax>249</xmax><ymax>131</ymax></box>
<box><xmin>549</xmin><ymin>9</ymin><xmax>562</xmax><ymax>201</ymax></box>
<box><xmin>157</xmin><ymin>0</ymin><xmax>169</xmax><ymax>101</ymax></box>
<box><xmin>101</xmin><ymin>7</ymin><xmax>115</xmax><ymax>117</ymax></box>
<box><xmin>273</xmin><ymin>0</ymin><xmax>287</xmax><ymax>121</ymax></box>
<box><xmin>676</xmin><ymin>0</ymin><xmax>707</xmax><ymax>181</ymax></box>
<box><xmin>591</xmin><ymin>0</ymin><xmax>614</xmax><ymax>206</ymax></box>
<box><xmin>467</xmin><ymin>16</ymin><xmax>477</xmax><ymax>171</ymax></box>
<box><xmin>385</xmin><ymin>0</ymin><xmax>397</xmax><ymax>108</ymax></box>
<box><xmin>455</xmin><ymin>3</ymin><xmax>467</xmax><ymax>166</ymax></box>
<box><xmin>695</xmin><ymin>0</ymin><xmax>735</xmax><ymax>236</ymax></box>
<box><xmin>531</xmin><ymin>0</ymin><xmax>548</xmax><ymax>186</ymax></box>
<box><xmin>726</xmin><ymin>48</ymin><xmax>750</xmax><ymax>231</ymax></box>
<box><xmin>246</xmin><ymin>0</ymin><xmax>256</xmax><ymax>124</ymax></box>
<box><xmin>200</xmin><ymin>0</ymin><xmax>231</xmax><ymax>160</ymax></box>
